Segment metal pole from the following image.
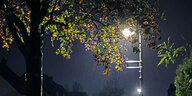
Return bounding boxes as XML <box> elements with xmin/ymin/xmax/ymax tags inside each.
<box><xmin>139</xmin><ymin>31</ymin><xmax>143</xmax><ymax>96</ymax></box>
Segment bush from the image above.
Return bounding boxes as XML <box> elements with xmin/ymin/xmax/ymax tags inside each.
<box><xmin>175</xmin><ymin>50</ymin><xmax>192</xmax><ymax>96</ymax></box>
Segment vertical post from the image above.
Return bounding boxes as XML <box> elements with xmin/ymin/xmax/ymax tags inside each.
<box><xmin>41</xmin><ymin>62</ymin><xmax>43</xmax><ymax>96</ymax></box>
<box><xmin>139</xmin><ymin>31</ymin><xmax>143</xmax><ymax>96</ymax></box>
<box><xmin>40</xmin><ymin>25</ymin><xmax>43</xmax><ymax>96</ymax></box>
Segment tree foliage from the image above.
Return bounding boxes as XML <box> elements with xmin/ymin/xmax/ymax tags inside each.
<box><xmin>0</xmin><ymin>0</ymin><xmax>163</xmax><ymax>74</ymax></box>
<box><xmin>157</xmin><ymin>38</ymin><xmax>186</xmax><ymax>67</ymax></box>
<box><xmin>175</xmin><ymin>50</ymin><xmax>192</xmax><ymax>96</ymax></box>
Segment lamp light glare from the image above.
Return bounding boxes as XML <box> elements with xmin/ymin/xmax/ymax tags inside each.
<box><xmin>137</xmin><ymin>88</ymin><xmax>142</xmax><ymax>93</ymax></box>
<box><xmin>122</xmin><ymin>28</ymin><xmax>134</xmax><ymax>37</ymax></box>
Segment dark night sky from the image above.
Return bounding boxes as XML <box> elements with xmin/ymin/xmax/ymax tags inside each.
<box><xmin>1</xmin><ymin>0</ymin><xmax>192</xmax><ymax>96</ymax></box>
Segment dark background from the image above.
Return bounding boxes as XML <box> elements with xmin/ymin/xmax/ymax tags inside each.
<box><xmin>0</xmin><ymin>0</ymin><xmax>192</xmax><ymax>96</ymax></box>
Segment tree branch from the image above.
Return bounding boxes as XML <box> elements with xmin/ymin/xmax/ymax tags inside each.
<box><xmin>90</xmin><ymin>17</ymin><xmax>106</xmax><ymax>26</ymax></box>
<box><xmin>50</xmin><ymin>0</ymin><xmax>58</xmax><ymax>21</ymax></box>
<box><xmin>40</xmin><ymin>0</ymin><xmax>51</xmax><ymax>22</ymax></box>
<box><xmin>45</xmin><ymin>20</ymin><xmax>68</xmax><ymax>26</ymax></box>
<box><xmin>77</xmin><ymin>7</ymin><xmax>98</xmax><ymax>24</ymax></box>
<box><xmin>5</xmin><ymin>15</ymin><xmax>25</xmax><ymax>54</ymax></box>
<box><xmin>12</xmin><ymin>14</ymin><xmax>29</xmax><ymax>42</ymax></box>
<box><xmin>74</xmin><ymin>1</ymin><xmax>98</xmax><ymax>24</ymax></box>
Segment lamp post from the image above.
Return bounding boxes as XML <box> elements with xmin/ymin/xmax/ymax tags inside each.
<box><xmin>122</xmin><ymin>28</ymin><xmax>143</xmax><ymax>96</ymax></box>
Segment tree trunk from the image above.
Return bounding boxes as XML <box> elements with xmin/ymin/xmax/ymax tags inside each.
<box><xmin>25</xmin><ymin>27</ymin><xmax>43</xmax><ymax>96</ymax></box>
<box><xmin>25</xmin><ymin>36</ymin><xmax>43</xmax><ymax>96</ymax></box>
<box><xmin>25</xmin><ymin>37</ymin><xmax>43</xmax><ymax>96</ymax></box>
<box><xmin>26</xmin><ymin>20</ymin><xmax>43</xmax><ymax>96</ymax></box>
<box><xmin>25</xmin><ymin>52</ymin><xmax>42</xmax><ymax>96</ymax></box>
<box><xmin>26</xmin><ymin>1</ymin><xmax>43</xmax><ymax>96</ymax></box>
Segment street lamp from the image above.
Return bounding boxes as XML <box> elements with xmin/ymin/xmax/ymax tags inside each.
<box><xmin>122</xmin><ymin>28</ymin><xmax>135</xmax><ymax>37</ymax></box>
<box><xmin>122</xmin><ymin>28</ymin><xmax>143</xmax><ymax>96</ymax></box>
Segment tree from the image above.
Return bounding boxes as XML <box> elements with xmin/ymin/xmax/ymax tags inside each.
<box><xmin>0</xmin><ymin>0</ymin><xmax>163</xmax><ymax>96</ymax></box>
<box><xmin>157</xmin><ymin>37</ymin><xmax>186</xmax><ymax>67</ymax></box>
<box><xmin>175</xmin><ymin>50</ymin><xmax>192</xmax><ymax>96</ymax></box>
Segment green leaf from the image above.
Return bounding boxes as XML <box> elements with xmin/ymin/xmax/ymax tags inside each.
<box><xmin>61</xmin><ymin>50</ymin><xmax>64</xmax><ymax>54</ymax></box>
<box><xmin>94</xmin><ymin>47</ymin><xmax>100</xmax><ymax>54</ymax></box>
<box><xmin>158</xmin><ymin>56</ymin><xmax>167</xmax><ymax>66</ymax></box>
<box><xmin>171</xmin><ymin>58</ymin><xmax>174</xmax><ymax>64</ymax></box>
<box><xmin>158</xmin><ymin>54</ymin><xmax>167</xmax><ymax>57</ymax></box>
<box><xmin>165</xmin><ymin>59</ymin><xmax>169</xmax><ymax>67</ymax></box>
<box><xmin>61</xmin><ymin>47</ymin><xmax>65</xmax><ymax>51</ymax></box>
<box><xmin>133</xmin><ymin>46</ymin><xmax>139</xmax><ymax>54</ymax></box>
<box><xmin>60</xmin><ymin>16</ymin><xmax>64</xmax><ymax>22</ymax></box>
<box><xmin>56</xmin><ymin>49</ymin><xmax>60</xmax><ymax>55</ymax></box>
<box><xmin>65</xmin><ymin>10</ymin><xmax>68</xmax><ymax>15</ymax></box>
<box><xmin>173</xmin><ymin>46</ymin><xmax>186</xmax><ymax>57</ymax></box>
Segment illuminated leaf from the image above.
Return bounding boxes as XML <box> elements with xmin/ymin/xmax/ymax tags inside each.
<box><xmin>56</xmin><ymin>49</ymin><xmax>60</xmax><ymax>55</ymax></box>
<box><xmin>102</xmin><ymin>70</ymin><xmax>108</xmax><ymax>75</ymax></box>
<box><xmin>115</xmin><ymin>65</ymin><xmax>120</xmax><ymax>72</ymax></box>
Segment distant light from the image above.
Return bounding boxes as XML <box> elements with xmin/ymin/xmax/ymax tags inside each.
<box><xmin>122</xmin><ymin>28</ymin><xmax>135</xmax><ymax>37</ymax></box>
<box><xmin>137</xmin><ymin>88</ymin><xmax>142</xmax><ymax>93</ymax></box>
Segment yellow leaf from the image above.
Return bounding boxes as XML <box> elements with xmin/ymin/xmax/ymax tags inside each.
<box><xmin>93</xmin><ymin>46</ymin><xmax>96</xmax><ymax>49</ymax></box>
<box><xmin>102</xmin><ymin>70</ymin><xmax>108</xmax><ymax>75</ymax></box>
<box><xmin>63</xmin><ymin>54</ymin><xmax>67</xmax><ymax>57</ymax></box>
<box><xmin>114</xmin><ymin>47</ymin><xmax>117</xmax><ymax>51</ymax></box>
<box><xmin>113</xmin><ymin>39</ymin><xmax>116</xmax><ymax>42</ymax></box>
<box><xmin>115</xmin><ymin>65</ymin><xmax>120</xmax><ymax>72</ymax></box>
<box><xmin>57</xmin><ymin>17</ymin><xmax>60</xmax><ymax>20</ymax></box>
<box><xmin>16</xmin><ymin>6</ymin><xmax>19</xmax><ymax>11</ymax></box>
<box><xmin>53</xmin><ymin>33</ymin><xmax>57</xmax><ymax>37</ymax></box>
<box><xmin>54</xmin><ymin>6</ymin><xmax>60</xmax><ymax>11</ymax></box>
<box><xmin>28</xmin><ymin>10</ymin><xmax>31</xmax><ymax>14</ymax></box>
<box><xmin>44</xmin><ymin>17</ymin><xmax>49</xmax><ymax>20</ymax></box>
<box><xmin>64</xmin><ymin>29</ymin><xmax>67</xmax><ymax>32</ymax></box>
<box><xmin>112</xmin><ymin>27</ymin><xmax>115</xmax><ymax>31</ymax></box>
<box><xmin>1</xmin><ymin>36</ymin><xmax>5</xmax><ymax>39</ymax></box>
<box><xmin>76</xmin><ymin>30</ymin><xmax>80</xmax><ymax>33</ymax></box>
<box><xmin>87</xmin><ymin>24</ymin><xmax>90</xmax><ymax>27</ymax></box>
<box><xmin>103</xmin><ymin>39</ymin><xmax>106</xmax><ymax>42</ymax></box>
<box><xmin>143</xmin><ymin>21</ymin><xmax>148</xmax><ymax>25</ymax></box>
<box><xmin>111</xmin><ymin>59</ymin><xmax>113</xmax><ymax>63</ymax></box>
<box><xmin>105</xmin><ymin>17</ymin><xmax>108</xmax><ymax>20</ymax></box>
<box><xmin>68</xmin><ymin>23</ymin><xmax>71</xmax><ymax>27</ymax></box>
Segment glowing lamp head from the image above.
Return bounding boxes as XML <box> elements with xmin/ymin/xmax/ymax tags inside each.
<box><xmin>137</xmin><ymin>88</ymin><xmax>142</xmax><ymax>93</ymax></box>
<box><xmin>122</xmin><ymin>28</ymin><xmax>135</xmax><ymax>37</ymax></box>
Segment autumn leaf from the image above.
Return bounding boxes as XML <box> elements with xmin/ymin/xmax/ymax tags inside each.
<box><xmin>102</xmin><ymin>70</ymin><xmax>108</xmax><ymax>75</ymax></box>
